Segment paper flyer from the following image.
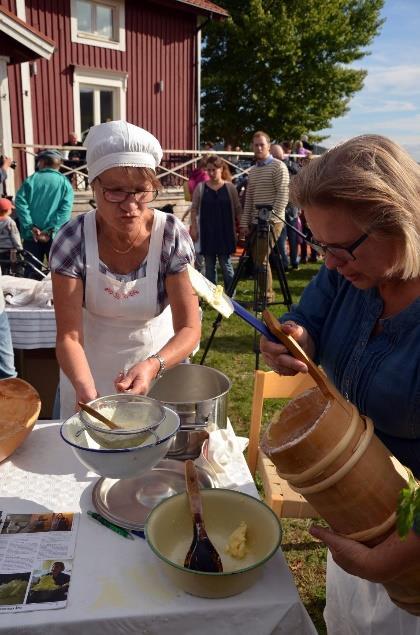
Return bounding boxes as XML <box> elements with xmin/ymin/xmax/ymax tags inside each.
<box><xmin>0</xmin><ymin>511</ymin><xmax>79</xmax><ymax>613</ymax></box>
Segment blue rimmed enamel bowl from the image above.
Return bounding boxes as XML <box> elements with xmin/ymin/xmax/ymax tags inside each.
<box><xmin>60</xmin><ymin>406</ymin><xmax>180</xmax><ymax>479</ymax></box>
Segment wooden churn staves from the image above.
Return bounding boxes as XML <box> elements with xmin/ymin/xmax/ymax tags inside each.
<box><xmin>261</xmin><ymin>310</ymin><xmax>420</xmax><ymax>616</ymax></box>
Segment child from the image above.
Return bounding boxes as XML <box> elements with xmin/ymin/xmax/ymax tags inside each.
<box><xmin>0</xmin><ymin>198</ymin><xmax>22</xmax><ymax>275</ymax></box>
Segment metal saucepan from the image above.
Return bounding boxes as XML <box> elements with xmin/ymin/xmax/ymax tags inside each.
<box><xmin>148</xmin><ymin>364</ymin><xmax>231</xmax><ymax>429</ymax></box>
<box><xmin>148</xmin><ymin>364</ymin><xmax>232</xmax><ymax>460</ymax></box>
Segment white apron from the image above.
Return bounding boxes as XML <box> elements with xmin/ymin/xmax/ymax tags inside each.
<box><xmin>60</xmin><ymin>209</ymin><xmax>174</xmax><ymax>419</ymax></box>
<box><xmin>324</xmin><ymin>553</ymin><xmax>420</xmax><ymax>634</ymax></box>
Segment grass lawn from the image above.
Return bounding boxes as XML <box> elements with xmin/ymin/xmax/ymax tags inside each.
<box><xmin>195</xmin><ymin>262</ymin><xmax>327</xmax><ymax>635</ymax></box>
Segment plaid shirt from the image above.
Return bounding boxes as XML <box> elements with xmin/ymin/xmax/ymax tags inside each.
<box><xmin>49</xmin><ymin>210</ymin><xmax>194</xmax><ymax>311</ymax></box>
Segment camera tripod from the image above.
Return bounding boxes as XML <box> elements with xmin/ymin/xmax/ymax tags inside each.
<box><xmin>200</xmin><ymin>207</ymin><xmax>292</xmax><ymax>369</ymax></box>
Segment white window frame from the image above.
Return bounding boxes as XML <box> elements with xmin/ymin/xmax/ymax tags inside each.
<box><xmin>73</xmin><ymin>67</ymin><xmax>128</xmax><ymax>139</ymax></box>
<box><xmin>70</xmin><ymin>0</ymin><xmax>126</xmax><ymax>51</ymax></box>
<box><xmin>0</xmin><ymin>56</ymin><xmax>15</xmax><ymax>195</ymax></box>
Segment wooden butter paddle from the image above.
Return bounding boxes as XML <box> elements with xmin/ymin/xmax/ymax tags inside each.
<box><xmin>78</xmin><ymin>402</ymin><xmax>122</xmax><ymax>430</ymax></box>
<box><xmin>262</xmin><ymin>309</ymin><xmax>339</xmax><ymax>400</ymax></box>
<box><xmin>184</xmin><ymin>460</ymin><xmax>223</xmax><ymax>573</ymax></box>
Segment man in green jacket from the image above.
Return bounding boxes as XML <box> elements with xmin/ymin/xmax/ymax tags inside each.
<box><xmin>15</xmin><ymin>150</ymin><xmax>74</xmax><ymax>279</ymax></box>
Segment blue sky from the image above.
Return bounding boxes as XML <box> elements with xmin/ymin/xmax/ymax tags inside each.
<box><xmin>319</xmin><ymin>0</ymin><xmax>420</xmax><ymax>160</ymax></box>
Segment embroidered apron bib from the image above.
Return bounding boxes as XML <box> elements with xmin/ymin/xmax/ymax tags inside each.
<box><xmin>60</xmin><ymin>209</ymin><xmax>173</xmax><ymax>419</ymax></box>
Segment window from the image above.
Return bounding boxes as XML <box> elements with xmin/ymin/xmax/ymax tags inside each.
<box><xmin>72</xmin><ymin>68</ymin><xmax>128</xmax><ymax>139</ymax></box>
<box><xmin>80</xmin><ymin>86</ymin><xmax>115</xmax><ymax>136</ymax></box>
<box><xmin>71</xmin><ymin>0</ymin><xmax>125</xmax><ymax>51</ymax></box>
<box><xmin>76</xmin><ymin>1</ymin><xmax>113</xmax><ymax>40</ymax></box>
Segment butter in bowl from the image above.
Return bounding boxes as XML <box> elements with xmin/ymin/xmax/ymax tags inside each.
<box><xmin>145</xmin><ymin>488</ymin><xmax>282</xmax><ymax>598</ymax></box>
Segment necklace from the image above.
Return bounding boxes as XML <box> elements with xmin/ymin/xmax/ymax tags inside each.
<box><xmin>108</xmin><ymin>227</ymin><xmax>143</xmax><ymax>255</ymax></box>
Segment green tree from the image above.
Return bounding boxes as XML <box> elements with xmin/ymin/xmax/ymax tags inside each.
<box><xmin>201</xmin><ymin>0</ymin><xmax>384</xmax><ymax>145</ymax></box>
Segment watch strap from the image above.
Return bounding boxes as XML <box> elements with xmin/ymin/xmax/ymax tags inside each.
<box><xmin>148</xmin><ymin>353</ymin><xmax>166</xmax><ymax>379</ymax></box>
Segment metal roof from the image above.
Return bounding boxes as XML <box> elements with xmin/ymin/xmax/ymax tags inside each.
<box><xmin>174</xmin><ymin>0</ymin><xmax>229</xmax><ymax>18</ymax></box>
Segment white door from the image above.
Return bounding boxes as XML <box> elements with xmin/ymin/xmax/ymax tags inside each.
<box><xmin>73</xmin><ymin>68</ymin><xmax>127</xmax><ymax>141</ymax></box>
<box><xmin>0</xmin><ymin>56</ymin><xmax>15</xmax><ymax>195</ymax></box>
<box><xmin>79</xmin><ymin>85</ymin><xmax>117</xmax><ymax>140</ymax></box>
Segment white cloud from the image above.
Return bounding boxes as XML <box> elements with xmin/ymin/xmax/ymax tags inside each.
<box><xmin>369</xmin><ymin>114</ymin><xmax>420</xmax><ymax>131</ymax></box>
<box><xmin>351</xmin><ymin>99</ymin><xmax>417</xmax><ymax>113</ymax></box>
<box><xmin>363</xmin><ymin>65</ymin><xmax>420</xmax><ymax>96</ymax></box>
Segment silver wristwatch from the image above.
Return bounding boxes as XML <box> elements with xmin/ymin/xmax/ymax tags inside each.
<box><xmin>148</xmin><ymin>353</ymin><xmax>166</xmax><ymax>379</ymax></box>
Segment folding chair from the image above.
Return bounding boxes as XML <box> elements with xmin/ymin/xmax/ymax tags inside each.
<box><xmin>247</xmin><ymin>370</ymin><xmax>320</xmax><ymax>518</ymax></box>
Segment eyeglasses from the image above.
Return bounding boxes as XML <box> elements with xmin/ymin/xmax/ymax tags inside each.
<box><xmin>281</xmin><ymin>218</ymin><xmax>369</xmax><ymax>262</ymax></box>
<box><xmin>97</xmin><ymin>178</ymin><xmax>158</xmax><ymax>203</ymax></box>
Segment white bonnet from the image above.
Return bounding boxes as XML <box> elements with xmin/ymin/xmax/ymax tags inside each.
<box><xmin>85</xmin><ymin>120</ymin><xmax>163</xmax><ymax>183</ymax></box>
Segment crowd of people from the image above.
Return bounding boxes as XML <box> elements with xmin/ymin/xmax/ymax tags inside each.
<box><xmin>184</xmin><ymin>132</ymin><xmax>318</xmax><ymax>298</ymax></box>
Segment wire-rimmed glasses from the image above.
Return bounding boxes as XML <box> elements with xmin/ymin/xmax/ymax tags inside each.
<box><xmin>281</xmin><ymin>217</ymin><xmax>368</xmax><ymax>262</ymax></box>
<box><xmin>97</xmin><ymin>178</ymin><xmax>158</xmax><ymax>203</ymax></box>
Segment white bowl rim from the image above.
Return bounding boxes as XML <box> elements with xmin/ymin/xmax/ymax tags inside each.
<box><xmin>60</xmin><ymin>406</ymin><xmax>180</xmax><ymax>454</ymax></box>
<box><xmin>80</xmin><ymin>393</ymin><xmax>166</xmax><ymax>436</ymax></box>
<box><xmin>144</xmin><ymin>488</ymin><xmax>282</xmax><ymax>576</ymax></box>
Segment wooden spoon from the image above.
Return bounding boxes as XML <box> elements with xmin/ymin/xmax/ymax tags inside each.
<box><xmin>184</xmin><ymin>460</ymin><xmax>223</xmax><ymax>573</ymax></box>
<box><xmin>78</xmin><ymin>402</ymin><xmax>122</xmax><ymax>430</ymax></box>
<box><xmin>262</xmin><ymin>309</ymin><xmax>342</xmax><ymax>400</ymax></box>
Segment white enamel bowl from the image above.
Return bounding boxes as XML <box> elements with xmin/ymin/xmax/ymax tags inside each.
<box><xmin>60</xmin><ymin>406</ymin><xmax>180</xmax><ymax>479</ymax></box>
<box><xmin>145</xmin><ymin>488</ymin><xmax>282</xmax><ymax>598</ymax></box>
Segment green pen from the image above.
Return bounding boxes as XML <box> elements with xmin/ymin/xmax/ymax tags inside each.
<box><xmin>87</xmin><ymin>511</ymin><xmax>135</xmax><ymax>540</ymax></box>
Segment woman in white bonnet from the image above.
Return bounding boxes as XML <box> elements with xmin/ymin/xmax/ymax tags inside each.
<box><xmin>50</xmin><ymin>121</ymin><xmax>200</xmax><ymax>417</ymax></box>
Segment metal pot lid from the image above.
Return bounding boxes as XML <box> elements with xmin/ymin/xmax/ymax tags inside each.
<box><xmin>92</xmin><ymin>459</ymin><xmax>214</xmax><ymax>531</ymax></box>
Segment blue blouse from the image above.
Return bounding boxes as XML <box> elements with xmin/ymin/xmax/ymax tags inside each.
<box><xmin>282</xmin><ymin>266</ymin><xmax>420</xmax><ymax>472</ymax></box>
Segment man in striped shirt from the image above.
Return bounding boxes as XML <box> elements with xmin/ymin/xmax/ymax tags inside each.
<box><xmin>240</xmin><ymin>131</ymin><xmax>289</xmax><ymax>303</ymax></box>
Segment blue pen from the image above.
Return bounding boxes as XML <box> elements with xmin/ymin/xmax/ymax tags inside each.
<box><xmin>131</xmin><ymin>529</ymin><xmax>145</xmax><ymax>539</ymax></box>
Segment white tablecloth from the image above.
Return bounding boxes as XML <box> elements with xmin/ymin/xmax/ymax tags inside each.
<box><xmin>1</xmin><ymin>275</ymin><xmax>56</xmax><ymax>349</ymax></box>
<box><xmin>0</xmin><ymin>422</ymin><xmax>316</xmax><ymax>635</ymax></box>
<box><xmin>5</xmin><ymin>306</ymin><xmax>56</xmax><ymax>349</ymax></box>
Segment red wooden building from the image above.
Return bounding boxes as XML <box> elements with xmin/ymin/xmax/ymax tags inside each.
<box><xmin>0</xmin><ymin>0</ymin><xmax>227</xmax><ymax>192</ymax></box>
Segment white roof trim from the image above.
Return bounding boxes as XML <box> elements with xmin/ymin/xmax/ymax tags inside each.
<box><xmin>0</xmin><ymin>12</ymin><xmax>55</xmax><ymax>60</ymax></box>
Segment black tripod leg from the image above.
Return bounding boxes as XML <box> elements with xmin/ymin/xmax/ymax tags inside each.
<box><xmin>251</xmin><ymin>226</ymin><xmax>272</xmax><ymax>370</ymax></box>
<box><xmin>199</xmin><ymin>233</ymin><xmax>255</xmax><ymax>365</ymax></box>
<box><xmin>269</xmin><ymin>227</ymin><xmax>292</xmax><ymax>309</ymax></box>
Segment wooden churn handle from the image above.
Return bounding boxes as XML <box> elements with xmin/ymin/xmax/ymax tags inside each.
<box><xmin>262</xmin><ymin>309</ymin><xmax>339</xmax><ymax>400</ymax></box>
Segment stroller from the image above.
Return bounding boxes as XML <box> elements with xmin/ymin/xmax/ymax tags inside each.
<box><xmin>0</xmin><ymin>248</ymin><xmax>50</xmax><ymax>279</ymax></box>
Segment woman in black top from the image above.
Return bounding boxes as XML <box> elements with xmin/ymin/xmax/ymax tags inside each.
<box><xmin>190</xmin><ymin>156</ymin><xmax>242</xmax><ymax>291</ymax></box>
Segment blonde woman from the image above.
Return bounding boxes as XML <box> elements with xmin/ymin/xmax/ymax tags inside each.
<box><xmin>261</xmin><ymin>135</ymin><xmax>420</xmax><ymax>633</ymax></box>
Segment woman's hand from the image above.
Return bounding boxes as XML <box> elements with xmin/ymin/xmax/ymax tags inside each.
<box><xmin>260</xmin><ymin>321</ymin><xmax>310</xmax><ymax>375</ymax></box>
<box><xmin>189</xmin><ymin>221</ymin><xmax>198</xmax><ymax>242</ymax></box>
<box><xmin>75</xmin><ymin>385</ymin><xmax>98</xmax><ymax>411</ymax></box>
<box><xmin>310</xmin><ymin>525</ymin><xmax>420</xmax><ymax>583</ymax></box>
<box><xmin>114</xmin><ymin>358</ymin><xmax>159</xmax><ymax>395</ymax></box>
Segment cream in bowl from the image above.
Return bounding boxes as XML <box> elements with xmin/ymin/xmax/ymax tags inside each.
<box><xmin>145</xmin><ymin>488</ymin><xmax>282</xmax><ymax>598</ymax></box>
<box><xmin>79</xmin><ymin>394</ymin><xmax>166</xmax><ymax>449</ymax></box>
